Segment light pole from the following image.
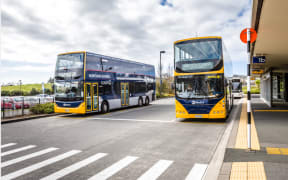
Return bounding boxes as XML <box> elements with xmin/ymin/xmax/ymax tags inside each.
<box><xmin>19</xmin><ymin>80</ymin><xmax>22</xmax><ymax>96</ymax></box>
<box><xmin>159</xmin><ymin>50</ymin><xmax>166</xmax><ymax>96</ymax></box>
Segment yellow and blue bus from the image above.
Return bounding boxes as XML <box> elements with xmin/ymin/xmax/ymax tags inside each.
<box><xmin>174</xmin><ymin>36</ymin><xmax>233</xmax><ymax>119</ymax></box>
<box><xmin>54</xmin><ymin>51</ymin><xmax>155</xmax><ymax>114</ymax></box>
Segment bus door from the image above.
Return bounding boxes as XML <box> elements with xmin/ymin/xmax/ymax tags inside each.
<box><xmin>92</xmin><ymin>83</ymin><xmax>99</xmax><ymax>111</ymax></box>
<box><xmin>121</xmin><ymin>82</ymin><xmax>129</xmax><ymax>106</ymax></box>
<box><xmin>86</xmin><ymin>83</ymin><xmax>92</xmax><ymax>112</ymax></box>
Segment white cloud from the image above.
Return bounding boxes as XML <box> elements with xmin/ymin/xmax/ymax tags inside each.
<box><xmin>1</xmin><ymin>0</ymin><xmax>251</xmax><ymax>84</ymax></box>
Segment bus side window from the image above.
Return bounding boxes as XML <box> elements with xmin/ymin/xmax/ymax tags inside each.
<box><xmin>86</xmin><ymin>55</ymin><xmax>101</xmax><ymax>70</ymax></box>
<box><xmin>99</xmin><ymin>85</ymin><xmax>104</xmax><ymax>96</ymax></box>
<box><xmin>114</xmin><ymin>82</ymin><xmax>121</xmax><ymax>95</ymax></box>
<box><xmin>129</xmin><ymin>82</ymin><xmax>135</xmax><ymax>95</ymax></box>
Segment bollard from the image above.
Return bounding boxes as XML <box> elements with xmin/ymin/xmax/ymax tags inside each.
<box><xmin>22</xmin><ymin>96</ymin><xmax>24</xmax><ymax>116</ymax></box>
<box><xmin>247</xmin><ymin>29</ymin><xmax>252</xmax><ymax>150</ymax></box>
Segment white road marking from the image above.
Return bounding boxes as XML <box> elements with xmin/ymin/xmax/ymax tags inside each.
<box><xmin>90</xmin><ymin>117</ymin><xmax>174</xmax><ymax>123</ymax></box>
<box><xmin>1</xmin><ymin>147</ymin><xmax>59</xmax><ymax>168</ymax></box>
<box><xmin>40</xmin><ymin>153</ymin><xmax>107</xmax><ymax>180</ymax></box>
<box><xmin>88</xmin><ymin>156</ymin><xmax>138</xmax><ymax>180</ymax></box>
<box><xmin>1</xmin><ymin>143</ymin><xmax>17</xmax><ymax>149</ymax></box>
<box><xmin>1</xmin><ymin>145</ymin><xmax>36</xmax><ymax>157</ymax></box>
<box><xmin>137</xmin><ymin>160</ymin><xmax>173</xmax><ymax>180</ymax></box>
<box><xmin>185</xmin><ymin>163</ymin><xmax>208</xmax><ymax>180</ymax></box>
<box><xmin>1</xmin><ymin>150</ymin><xmax>81</xmax><ymax>180</ymax></box>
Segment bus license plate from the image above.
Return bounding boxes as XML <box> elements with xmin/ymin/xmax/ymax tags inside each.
<box><xmin>195</xmin><ymin>115</ymin><xmax>202</xmax><ymax>118</ymax></box>
<box><xmin>65</xmin><ymin>109</ymin><xmax>69</xmax><ymax>112</ymax></box>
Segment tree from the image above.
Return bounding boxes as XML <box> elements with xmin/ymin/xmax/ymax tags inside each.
<box><xmin>47</xmin><ymin>77</ymin><xmax>54</xmax><ymax>83</ymax></box>
<box><xmin>30</xmin><ymin>88</ymin><xmax>40</xmax><ymax>95</ymax></box>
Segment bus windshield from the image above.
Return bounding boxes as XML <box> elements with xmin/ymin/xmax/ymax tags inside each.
<box><xmin>232</xmin><ymin>79</ymin><xmax>242</xmax><ymax>92</ymax></box>
<box><xmin>54</xmin><ymin>81</ymin><xmax>83</xmax><ymax>101</ymax></box>
<box><xmin>175</xmin><ymin>74</ymin><xmax>224</xmax><ymax>99</ymax></box>
<box><xmin>175</xmin><ymin>39</ymin><xmax>222</xmax><ymax>73</ymax></box>
<box><xmin>55</xmin><ymin>53</ymin><xmax>84</xmax><ymax>80</ymax></box>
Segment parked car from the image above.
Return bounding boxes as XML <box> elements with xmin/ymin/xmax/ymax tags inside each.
<box><xmin>1</xmin><ymin>97</ymin><xmax>13</xmax><ymax>109</ymax></box>
<box><xmin>13</xmin><ymin>97</ymin><xmax>30</xmax><ymax>109</ymax></box>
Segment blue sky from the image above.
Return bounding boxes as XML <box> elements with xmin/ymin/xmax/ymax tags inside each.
<box><xmin>1</xmin><ymin>0</ymin><xmax>251</xmax><ymax>84</ymax></box>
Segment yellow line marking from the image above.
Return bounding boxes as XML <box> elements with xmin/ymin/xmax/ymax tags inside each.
<box><xmin>266</xmin><ymin>147</ymin><xmax>281</xmax><ymax>155</ymax></box>
<box><xmin>235</xmin><ymin>98</ymin><xmax>260</xmax><ymax>150</ymax></box>
<box><xmin>230</xmin><ymin>162</ymin><xmax>266</xmax><ymax>180</ymax></box>
<box><xmin>254</xmin><ymin>110</ymin><xmax>288</xmax><ymax>112</ymax></box>
<box><xmin>280</xmin><ymin>148</ymin><xmax>288</xmax><ymax>155</ymax></box>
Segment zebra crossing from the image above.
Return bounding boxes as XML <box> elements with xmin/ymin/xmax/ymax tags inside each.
<box><xmin>1</xmin><ymin>142</ymin><xmax>208</xmax><ymax>180</ymax></box>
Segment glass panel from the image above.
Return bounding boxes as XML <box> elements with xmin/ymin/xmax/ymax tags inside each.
<box><xmin>175</xmin><ymin>39</ymin><xmax>222</xmax><ymax>73</ymax></box>
<box><xmin>93</xmin><ymin>84</ymin><xmax>98</xmax><ymax>109</ymax></box>
<box><xmin>55</xmin><ymin>53</ymin><xmax>84</xmax><ymax>80</ymax></box>
<box><xmin>175</xmin><ymin>74</ymin><xmax>224</xmax><ymax>99</ymax></box>
<box><xmin>125</xmin><ymin>84</ymin><xmax>129</xmax><ymax>105</ymax></box>
<box><xmin>55</xmin><ymin>81</ymin><xmax>83</xmax><ymax>101</ymax></box>
<box><xmin>121</xmin><ymin>84</ymin><xmax>125</xmax><ymax>105</ymax></box>
<box><xmin>86</xmin><ymin>84</ymin><xmax>91</xmax><ymax>110</ymax></box>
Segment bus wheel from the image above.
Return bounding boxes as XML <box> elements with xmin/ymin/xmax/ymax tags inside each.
<box><xmin>138</xmin><ymin>97</ymin><xmax>143</xmax><ymax>106</ymax></box>
<box><xmin>101</xmin><ymin>101</ymin><xmax>109</xmax><ymax>113</ymax></box>
<box><xmin>144</xmin><ymin>97</ymin><xmax>150</xmax><ymax>106</ymax></box>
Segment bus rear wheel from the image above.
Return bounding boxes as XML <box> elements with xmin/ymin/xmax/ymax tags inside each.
<box><xmin>101</xmin><ymin>101</ymin><xmax>109</xmax><ymax>113</ymax></box>
<box><xmin>138</xmin><ymin>97</ymin><xmax>143</xmax><ymax>106</ymax></box>
<box><xmin>144</xmin><ymin>97</ymin><xmax>150</xmax><ymax>106</ymax></box>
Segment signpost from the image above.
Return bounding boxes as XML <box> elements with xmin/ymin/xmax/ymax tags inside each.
<box><xmin>240</xmin><ymin>28</ymin><xmax>257</xmax><ymax>150</ymax></box>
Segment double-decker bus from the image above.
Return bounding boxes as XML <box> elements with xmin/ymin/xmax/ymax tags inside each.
<box><xmin>54</xmin><ymin>51</ymin><xmax>155</xmax><ymax>114</ymax></box>
<box><xmin>232</xmin><ymin>78</ymin><xmax>243</xmax><ymax>98</ymax></box>
<box><xmin>174</xmin><ymin>36</ymin><xmax>233</xmax><ymax>119</ymax></box>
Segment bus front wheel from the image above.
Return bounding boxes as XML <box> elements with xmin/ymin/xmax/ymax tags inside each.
<box><xmin>101</xmin><ymin>101</ymin><xmax>109</xmax><ymax>113</ymax></box>
<box><xmin>138</xmin><ymin>97</ymin><xmax>143</xmax><ymax>106</ymax></box>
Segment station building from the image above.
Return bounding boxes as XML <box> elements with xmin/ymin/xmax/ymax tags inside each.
<box><xmin>251</xmin><ymin>0</ymin><xmax>288</xmax><ymax>107</ymax></box>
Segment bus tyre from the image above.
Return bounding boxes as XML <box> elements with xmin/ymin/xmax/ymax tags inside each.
<box><xmin>144</xmin><ymin>97</ymin><xmax>149</xmax><ymax>106</ymax></box>
<box><xmin>101</xmin><ymin>101</ymin><xmax>109</xmax><ymax>113</ymax></box>
<box><xmin>138</xmin><ymin>97</ymin><xmax>143</xmax><ymax>107</ymax></box>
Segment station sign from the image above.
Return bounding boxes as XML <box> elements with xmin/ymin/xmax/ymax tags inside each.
<box><xmin>253</xmin><ymin>56</ymin><xmax>266</xmax><ymax>64</ymax></box>
<box><xmin>252</xmin><ymin>69</ymin><xmax>264</xmax><ymax>74</ymax></box>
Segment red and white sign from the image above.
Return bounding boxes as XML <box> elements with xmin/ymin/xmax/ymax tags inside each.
<box><xmin>240</xmin><ymin>28</ymin><xmax>257</xmax><ymax>43</ymax></box>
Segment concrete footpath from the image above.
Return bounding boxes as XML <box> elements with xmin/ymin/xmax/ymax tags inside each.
<box><xmin>218</xmin><ymin>95</ymin><xmax>288</xmax><ymax>180</ymax></box>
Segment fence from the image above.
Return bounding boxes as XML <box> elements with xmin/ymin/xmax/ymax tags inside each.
<box><xmin>1</xmin><ymin>96</ymin><xmax>54</xmax><ymax>119</ymax></box>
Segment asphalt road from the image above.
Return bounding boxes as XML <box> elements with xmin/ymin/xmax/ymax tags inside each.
<box><xmin>1</xmin><ymin>98</ymin><xmax>240</xmax><ymax>180</ymax></box>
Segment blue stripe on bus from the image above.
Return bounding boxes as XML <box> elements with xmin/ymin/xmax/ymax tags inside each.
<box><xmin>177</xmin><ymin>98</ymin><xmax>222</xmax><ymax>114</ymax></box>
<box><xmin>56</xmin><ymin>101</ymin><xmax>83</xmax><ymax>108</ymax></box>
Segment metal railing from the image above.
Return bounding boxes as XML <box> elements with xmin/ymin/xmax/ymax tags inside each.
<box><xmin>1</xmin><ymin>96</ymin><xmax>54</xmax><ymax>119</ymax></box>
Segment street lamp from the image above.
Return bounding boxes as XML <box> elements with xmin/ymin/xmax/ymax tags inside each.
<box><xmin>159</xmin><ymin>50</ymin><xmax>166</xmax><ymax>96</ymax></box>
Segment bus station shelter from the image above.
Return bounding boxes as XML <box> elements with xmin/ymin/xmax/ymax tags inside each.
<box><xmin>251</xmin><ymin>0</ymin><xmax>288</xmax><ymax>107</ymax></box>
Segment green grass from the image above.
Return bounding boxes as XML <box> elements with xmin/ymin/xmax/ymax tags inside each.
<box><xmin>2</xmin><ymin>83</ymin><xmax>53</xmax><ymax>94</ymax></box>
<box><xmin>243</xmin><ymin>86</ymin><xmax>260</xmax><ymax>94</ymax></box>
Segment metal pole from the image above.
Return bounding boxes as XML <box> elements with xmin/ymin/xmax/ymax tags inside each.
<box><xmin>247</xmin><ymin>29</ymin><xmax>252</xmax><ymax>150</ymax></box>
<box><xmin>160</xmin><ymin>52</ymin><xmax>162</xmax><ymax>96</ymax></box>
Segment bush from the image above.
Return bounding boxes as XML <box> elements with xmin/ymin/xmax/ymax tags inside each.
<box><xmin>30</xmin><ymin>103</ymin><xmax>54</xmax><ymax>114</ymax></box>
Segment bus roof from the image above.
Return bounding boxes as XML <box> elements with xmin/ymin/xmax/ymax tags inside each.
<box><xmin>174</xmin><ymin>36</ymin><xmax>222</xmax><ymax>44</ymax></box>
<box><xmin>57</xmin><ymin>51</ymin><xmax>154</xmax><ymax>68</ymax></box>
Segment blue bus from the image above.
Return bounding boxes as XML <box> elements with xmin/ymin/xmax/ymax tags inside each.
<box><xmin>174</xmin><ymin>36</ymin><xmax>233</xmax><ymax>119</ymax></box>
<box><xmin>54</xmin><ymin>51</ymin><xmax>156</xmax><ymax>114</ymax></box>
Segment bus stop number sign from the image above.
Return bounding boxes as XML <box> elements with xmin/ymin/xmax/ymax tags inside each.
<box><xmin>240</xmin><ymin>28</ymin><xmax>257</xmax><ymax>43</ymax></box>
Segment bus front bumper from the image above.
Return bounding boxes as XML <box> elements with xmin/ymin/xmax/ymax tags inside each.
<box><xmin>54</xmin><ymin>103</ymin><xmax>86</xmax><ymax>114</ymax></box>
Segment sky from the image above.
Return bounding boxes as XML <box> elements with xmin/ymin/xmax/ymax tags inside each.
<box><xmin>1</xmin><ymin>0</ymin><xmax>251</xmax><ymax>84</ymax></box>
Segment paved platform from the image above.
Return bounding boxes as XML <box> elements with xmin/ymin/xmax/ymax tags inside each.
<box><xmin>218</xmin><ymin>95</ymin><xmax>288</xmax><ymax>180</ymax></box>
